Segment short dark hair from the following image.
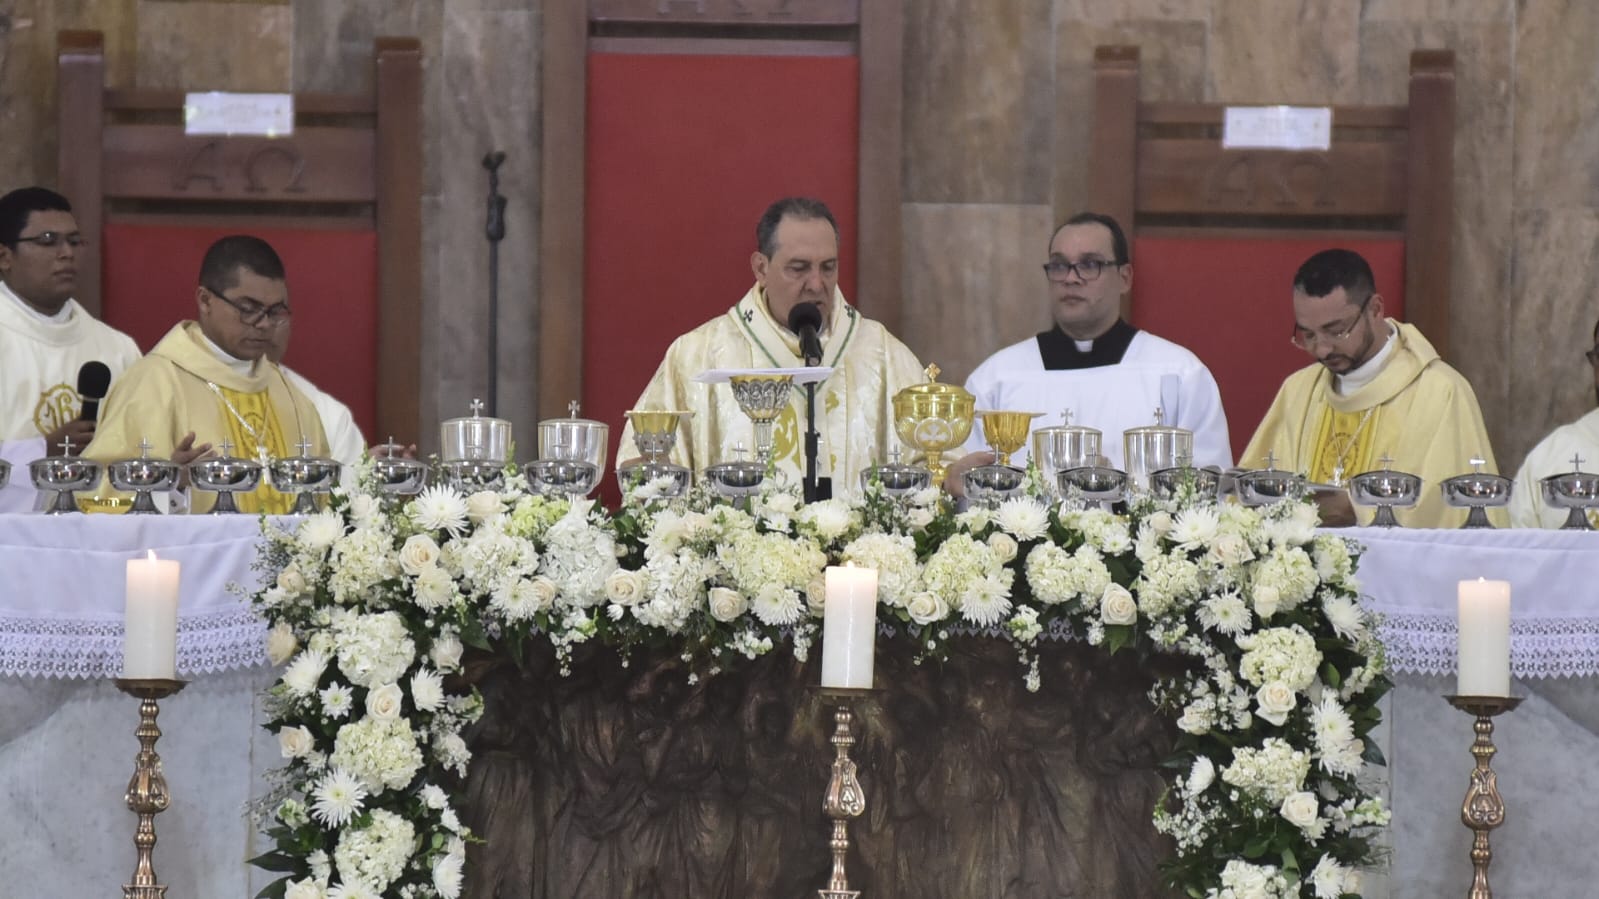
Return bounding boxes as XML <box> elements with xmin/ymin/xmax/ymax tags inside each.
<box><xmin>1293</xmin><ymin>249</ymin><xmax>1375</xmax><ymax>303</ymax></box>
<box><xmin>755</xmin><ymin>197</ymin><xmax>839</xmax><ymax>259</ymax></box>
<box><xmin>199</xmin><ymin>235</ymin><xmax>286</xmax><ymax>290</ymax></box>
<box><xmin>1054</xmin><ymin>212</ymin><xmax>1130</xmax><ymax>265</ymax></box>
<box><xmin>0</xmin><ymin>187</ymin><xmax>73</xmax><ymax>247</ymax></box>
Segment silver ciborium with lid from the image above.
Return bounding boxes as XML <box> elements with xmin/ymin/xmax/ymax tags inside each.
<box><xmin>108</xmin><ymin>439</ymin><xmax>182</xmax><ymax>515</ymax></box>
<box><xmin>29</xmin><ymin>435</ymin><xmax>102</xmax><ymax>514</ymax></box>
<box><xmin>190</xmin><ymin>439</ymin><xmax>263</xmax><ymax>514</ymax></box>
<box><xmin>1441</xmin><ymin>455</ymin><xmax>1511</xmax><ymax>529</ymax></box>
<box><xmin>1122</xmin><ymin>406</ymin><xmax>1193</xmax><ymax>493</ymax></box>
<box><xmin>1235</xmin><ymin>451</ymin><xmax>1308</xmax><ymax>507</ymax></box>
<box><xmin>538</xmin><ymin>400</ymin><xmax>609</xmax><ymax>477</ymax></box>
<box><xmin>269</xmin><ymin>436</ymin><xmax>342</xmax><ymax>514</ymax></box>
<box><xmin>1540</xmin><ymin>453</ymin><xmax>1599</xmax><ymax>530</ymax></box>
<box><xmin>1349</xmin><ymin>455</ymin><xmax>1422</xmax><ymax>527</ymax></box>
<box><xmin>860</xmin><ymin>446</ymin><xmax>932</xmax><ymax>498</ymax></box>
<box><xmin>439</xmin><ymin>398</ymin><xmax>509</xmax><ymax>491</ymax></box>
<box><xmin>618</xmin><ymin>410</ymin><xmax>693</xmax><ymax>499</ymax></box>
<box><xmin>1031</xmin><ymin>409</ymin><xmax>1102</xmax><ymax>492</ymax></box>
<box><xmin>370</xmin><ymin>439</ymin><xmax>429</xmax><ymax>499</ymax></box>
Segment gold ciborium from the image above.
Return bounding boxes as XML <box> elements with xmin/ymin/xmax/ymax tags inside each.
<box><xmin>977</xmin><ymin>410</ymin><xmax>1042</xmax><ymax>466</ymax></box>
<box><xmin>728</xmin><ymin>374</ymin><xmax>794</xmax><ymax>467</ymax></box>
<box><xmin>891</xmin><ymin>364</ymin><xmax>975</xmax><ymax>487</ymax></box>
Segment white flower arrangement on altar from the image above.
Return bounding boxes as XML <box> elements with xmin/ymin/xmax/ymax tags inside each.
<box><xmin>250</xmin><ymin>465</ymin><xmax>1389</xmax><ymax>899</ymax></box>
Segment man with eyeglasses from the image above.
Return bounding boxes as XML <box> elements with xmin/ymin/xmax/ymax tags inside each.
<box><xmin>0</xmin><ymin>187</ymin><xmax>142</xmax><ymax>513</ymax></box>
<box><xmin>83</xmin><ymin>234</ymin><xmax>327</xmax><ymax>513</ymax></box>
<box><xmin>1509</xmin><ymin>318</ymin><xmax>1599</xmax><ymax>528</ymax></box>
<box><xmin>1244</xmin><ymin>248</ymin><xmax>1498</xmax><ymax>527</ymax></box>
<box><xmin>953</xmin><ymin>211</ymin><xmax>1231</xmax><ymax>488</ymax></box>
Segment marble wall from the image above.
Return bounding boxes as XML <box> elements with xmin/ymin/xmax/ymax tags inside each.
<box><xmin>0</xmin><ymin>0</ymin><xmax>1591</xmax><ymax>470</ymax></box>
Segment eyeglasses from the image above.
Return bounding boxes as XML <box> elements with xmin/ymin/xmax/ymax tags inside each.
<box><xmin>1290</xmin><ymin>295</ymin><xmax>1372</xmax><ymax>350</ymax></box>
<box><xmin>12</xmin><ymin>231</ymin><xmax>87</xmax><ymax>249</ymax></box>
<box><xmin>206</xmin><ymin>285</ymin><xmax>292</xmax><ymax>327</ymax></box>
<box><xmin>1042</xmin><ymin>258</ymin><xmax>1119</xmax><ymax>282</ymax></box>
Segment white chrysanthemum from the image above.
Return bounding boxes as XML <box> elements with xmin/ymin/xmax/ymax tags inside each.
<box><xmin>750</xmin><ymin>584</ymin><xmax>805</xmax><ymax>626</ymax></box>
<box><xmin>433</xmin><ymin>848</ymin><xmax>465</xmax><ymax>899</ymax></box>
<box><xmin>1197</xmin><ymin>592</ymin><xmax>1252</xmax><ymax>636</ymax></box>
<box><xmin>960</xmin><ymin>574</ymin><xmax>1013</xmax><ymax>627</ymax></box>
<box><xmin>327</xmin><ymin>883</ymin><xmax>377</xmax><ymax>899</ymax></box>
<box><xmin>410</xmin><ymin>668</ymin><xmax>445</xmax><ymax>712</ymax></box>
<box><xmin>1321</xmin><ymin>595</ymin><xmax>1366</xmax><ymax>640</ymax></box>
<box><xmin>298</xmin><ymin>511</ymin><xmax>346</xmax><ymax>550</ymax></box>
<box><xmin>1187</xmin><ymin>756</ymin><xmax>1215</xmax><ymax>795</ymax></box>
<box><xmin>414</xmin><ymin>565</ymin><xmax>458</xmax><ymax>612</ymax></box>
<box><xmin>1170</xmin><ymin>505</ymin><xmax>1220</xmax><ymax>547</ymax></box>
<box><xmin>1309</xmin><ymin>854</ymin><xmax>1356</xmax><ymax>899</ymax></box>
<box><xmin>411</xmin><ymin>485</ymin><xmax>470</xmax><ymax>537</ymax></box>
<box><xmin>627</xmin><ymin>474</ymin><xmax>681</xmax><ymax>502</ymax></box>
<box><xmin>489</xmin><ymin>577</ymin><xmax>549</xmax><ymax>622</ymax></box>
<box><xmin>320</xmin><ymin>682</ymin><xmax>355</xmax><ymax>719</ymax></box>
<box><xmin>798</xmin><ymin>498</ymin><xmax>858</xmax><ymax>543</ymax></box>
<box><xmin>283</xmin><ymin>649</ymin><xmax>330</xmax><ymax>696</ymax></box>
<box><xmin>995</xmin><ymin>496</ymin><xmax>1050</xmax><ymax>540</ymax></box>
<box><xmin>311</xmin><ymin>768</ymin><xmax>368</xmax><ymax>828</ymax></box>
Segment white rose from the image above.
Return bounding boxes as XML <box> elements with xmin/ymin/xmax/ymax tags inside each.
<box><xmin>277</xmin><ymin>565</ymin><xmax>308</xmax><ymax>596</ymax></box>
<box><xmin>265</xmin><ymin>623</ymin><xmax>299</xmax><ymax>666</ymax></box>
<box><xmin>1176</xmin><ymin>708</ymin><xmax>1210</xmax><ymax>735</ymax></box>
<box><xmin>399</xmin><ymin>534</ymin><xmax>441</xmax><ymax>576</ymax></box>
<box><xmin>1146</xmin><ymin>510</ymin><xmax>1173</xmax><ymax>535</ymax></box>
<box><xmin>1280</xmin><ymin>791</ymin><xmax>1321</xmax><ymax>832</ymax></box>
<box><xmin>708</xmin><ymin>587</ymin><xmax>748</xmax><ymax>622</ymax></box>
<box><xmin>1255</xmin><ymin>681</ymin><xmax>1298</xmax><ymax>726</ymax></box>
<box><xmin>1253</xmin><ymin>583</ymin><xmax>1282</xmax><ymax>619</ymax></box>
<box><xmin>907</xmin><ymin>507</ymin><xmax>935</xmax><ymax>528</ymax></box>
<box><xmin>904</xmin><ymin>591</ymin><xmax>949</xmax><ymax>626</ymax></box>
<box><xmin>284</xmin><ymin>877</ymin><xmax>327</xmax><ymax>899</ymax></box>
<box><xmin>365</xmin><ymin>682</ymin><xmax>404</xmax><ymax>721</ymax></box>
<box><xmin>1100</xmin><ymin>583</ymin><xmax>1138</xmax><ymax>626</ymax></box>
<box><xmin>347</xmin><ymin>493</ymin><xmax>379</xmax><ymax>525</ymax></box>
<box><xmin>604</xmin><ymin>569</ymin><xmax>646</xmax><ymax>606</ymax></box>
<box><xmin>805</xmin><ymin>575</ymin><xmax>828</xmax><ymax>618</ymax></box>
<box><xmin>466</xmin><ymin>490</ymin><xmax>502</xmax><ymax>523</ymax></box>
<box><xmin>431</xmin><ymin>635</ymin><xmax>464</xmax><ymax>673</ymax></box>
<box><xmin>986</xmin><ymin>531</ymin><xmax>1018</xmax><ymax>564</ymax></box>
<box><xmin>528</xmin><ymin>576</ymin><xmax>560</xmax><ymax>609</ymax></box>
<box><xmin>1211</xmin><ymin>532</ymin><xmax>1253</xmax><ymax>567</ymax></box>
<box><xmin>278</xmin><ymin>725</ymin><xmax>314</xmax><ymax>759</ymax></box>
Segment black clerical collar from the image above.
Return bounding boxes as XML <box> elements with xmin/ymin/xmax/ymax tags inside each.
<box><xmin>1035</xmin><ymin>319</ymin><xmax>1138</xmax><ymax>370</ymax></box>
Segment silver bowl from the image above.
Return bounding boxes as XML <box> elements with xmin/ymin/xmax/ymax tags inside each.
<box><xmin>371</xmin><ymin>453</ymin><xmax>429</xmax><ymax>496</ymax></box>
<box><xmin>1349</xmin><ymin>469</ymin><xmax>1422</xmax><ymax>527</ymax></box>
<box><xmin>617</xmin><ymin>459</ymin><xmax>692</xmax><ymax>498</ymax></box>
<box><xmin>1541</xmin><ymin>471</ymin><xmax>1599</xmax><ymax>530</ymax></box>
<box><xmin>270</xmin><ymin>456</ymin><xmax>342</xmax><ymax>514</ymax></box>
<box><xmin>861</xmin><ymin>461</ymin><xmax>933</xmax><ymax>497</ymax></box>
<box><xmin>527</xmin><ymin>458</ymin><xmax>599</xmax><ymax>498</ymax></box>
<box><xmin>1236</xmin><ymin>468</ymin><xmax>1306</xmax><ymax>506</ymax></box>
<box><xmin>1058</xmin><ymin>465</ymin><xmax>1127</xmax><ymax>504</ymax></box>
<box><xmin>191</xmin><ymin>454</ymin><xmax>263</xmax><ymax>514</ymax></box>
<box><xmin>440</xmin><ymin>459</ymin><xmax>506</xmax><ymax>493</ymax></box>
<box><xmin>704</xmin><ymin>460</ymin><xmax>765</xmax><ymax>503</ymax></box>
<box><xmin>29</xmin><ymin>456</ymin><xmax>103</xmax><ymax>514</ymax></box>
<box><xmin>963</xmin><ymin>463</ymin><xmax>1027</xmax><ymax>508</ymax></box>
<box><xmin>108</xmin><ymin>457</ymin><xmax>182</xmax><ymax>515</ymax></box>
<box><xmin>1440</xmin><ymin>472</ymin><xmax>1512</xmax><ymax>529</ymax></box>
<box><xmin>1150</xmin><ymin>465</ymin><xmax>1221</xmax><ymax>500</ymax></box>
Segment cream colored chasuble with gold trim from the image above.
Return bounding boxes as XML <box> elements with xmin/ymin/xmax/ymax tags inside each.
<box><xmin>619</xmin><ymin>285</ymin><xmax>925</xmax><ymax>497</ymax></box>
<box><xmin>84</xmin><ymin>321</ymin><xmax>328</xmax><ymax>513</ymax></box>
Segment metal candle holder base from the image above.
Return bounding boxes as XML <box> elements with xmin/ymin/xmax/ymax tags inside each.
<box><xmin>816</xmin><ymin>686</ymin><xmax>877</xmax><ymax>899</ymax></box>
<box><xmin>1444</xmin><ymin>694</ymin><xmax>1522</xmax><ymax>899</ymax></box>
<box><xmin>114</xmin><ymin>678</ymin><xmax>188</xmax><ymax>899</ymax></box>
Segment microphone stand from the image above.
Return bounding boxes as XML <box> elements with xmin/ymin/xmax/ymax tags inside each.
<box><xmin>483</xmin><ymin>151</ymin><xmax>507</xmax><ymax>415</ymax></box>
<box><xmin>801</xmin><ymin>349</ymin><xmax>830</xmax><ymax>503</ymax></box>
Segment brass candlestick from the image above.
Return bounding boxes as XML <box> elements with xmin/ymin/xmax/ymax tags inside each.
<box><xmin>115</xmin><ymin>677</ymin><xmax>188</xmax><ymax>899</ymax></box>
<box><xmin>817</xmin><ymin>687</ymin><xmax>873</xmax><ymax>899</ymax></box>
<box><xmin>1445</xmin><ymin>694</ymin><xmax>1522</xmax><ymax>899</ymax></box>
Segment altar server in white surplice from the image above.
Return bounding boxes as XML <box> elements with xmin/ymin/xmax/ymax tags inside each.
<box><xmin>0</xmin><ymin>188</ymin><xmax>141</xmax><ymax>513</ymax></box>
<box><xmin>1511</xmin><ymin>317</ymin><xmax>1599</xmax><ymax>528</ymax></box>
<box><xmin>952</xmin><ymin>212</ymin><xmax>1230</xmax><ymax>489</ymax></box>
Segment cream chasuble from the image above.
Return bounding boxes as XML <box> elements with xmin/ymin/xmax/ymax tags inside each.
<box><xmin>1243</xmin><ymin>321</ymin><xmax>1500</xmax><ymax>528</ymax></box>
<box><xmin>0</xmin><ymin>281</ymin><xmax>141</xmax><ymax>443</ymax></box>
<box><xmin>83</xmin><ymin>321</ymin><xmax>328</xmax><ymax>513</ymax></box>
<box><xmin>619</xmin><ymin>286</ymin><xmax>925</xmax><ymax>497</ymax></box>
<box><xmin>1509</xmin><ymin>406</ymin><xmax>1599</xmax><ymax>529</ymax></box>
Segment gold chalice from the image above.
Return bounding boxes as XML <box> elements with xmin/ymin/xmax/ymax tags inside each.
<box><xmin>977</xmin><ymin>410</ymin><xmax>1042</xmax><ymax>466</ymax></box>
<box><xmin>728</xmin><ymin>374</ymin><xmax>794</xmax><ymax>466</ymax></box>
<box><xmin>891</xmin><ymin>364</ymin><xmax>975</xmax><ymax>487</ymax></box>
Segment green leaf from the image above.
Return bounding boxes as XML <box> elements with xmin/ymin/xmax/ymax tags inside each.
<box><xmin>1362</xmin><ymin>739</ymin><xmax>1387</xmax><ymax>766</ymax></box>
<box><xmin>459</xmin><ymin>617</ymin><xmax>491</xmax><ymax>651</ymax></box>
<box><xmin>254</xmin><ymin>876</ymin><xmax>290</xmax><ymax>899</ymax></box>
<box><xmin>1281</xmin><ymin>847</ymin><xmax>1300</xmax><ymax>875</ymax></box>
<box><xmin>246</xmin><ymin>851</ymin><xmax>302</xmax><ymax>873</ymax></box>
<box><xmin>1242</xmin><ymin>835</ymin><xmax>1270</xmax><ymax>858</ymax></box>
<box><xmin>1321</xmin><ymin>661</ymin><xmax>1342</xmax><ymax>688</ymax></box>
<box><xmin>1106</xmin><ymin>625</ymin><xmax>1132</xmax><ymax>654</ymax></box>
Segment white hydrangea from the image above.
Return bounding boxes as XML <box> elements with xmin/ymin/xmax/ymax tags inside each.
<box><xmin>1237</xmin><ymin>625</ymin><xmax>1321</xmax><ymax>690</ymax></box>
<box><xmin>328</xmin><ymin>526</ymin><xmax>403</xmax><ymax>606</ymax></box>
<box><xmin>332</xmin><ymin>612</ymin><xmax>416</xmax><ymax>689</ymax></box>
<box><xmin>329</xmin><ymin>716</ymin><xmax>424</xmax><ymax>792</ymax></box>
<box><xmin>333</xmin><ymin>808</ymin><xmax>416</xmax><ymax>893</ymax></box>
<box><xmin>797</xmin><ymin>498</ymin><xmax>859</xmax><ymax>543</ymax></box>
<box><xmin>719</xmin><ymin>532</ymin><xmax>826</xmax><ymax>610</ymax></box>
<box><xmin>1222</xmin><ymin>737</ymin><xmax>1311</xmax><ymax>805</ymax></box>
<box><xmin>840</xmin><ymin>532</ymin><xmax>921</xmax><ymax>606</ymax></box>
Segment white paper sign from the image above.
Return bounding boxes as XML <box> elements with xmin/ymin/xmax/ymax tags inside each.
<box><xmin>1221</xmin><ymin>105</ymin><xmax>1331</xmax><ymax>151</ymax></box>
<box><xmin>183</xmin><ymin>92</ymin><xmax>295</xmax><ymax>137</ymax></box>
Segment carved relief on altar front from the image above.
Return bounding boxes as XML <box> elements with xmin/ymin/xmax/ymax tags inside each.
<box><xmin>1204</xmin><ymin>152</ymin><xmax>1335</xmax><ymax>211</ymax></box>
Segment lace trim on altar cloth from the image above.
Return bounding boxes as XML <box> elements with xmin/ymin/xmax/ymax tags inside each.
<box><xmin>0</xmin><ymin>609</ymin><xmax>267</xmax><ymax>680</ymax></box>
<box><xmin>1377</xmin><ymin>613</ymin><xmax>1599</xmax><ymax>679</ymax></box>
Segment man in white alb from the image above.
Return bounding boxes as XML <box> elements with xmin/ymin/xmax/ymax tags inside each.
<box><xmin>1510</xmin><ymin>316</ymin><xmax>1599</xmax><ymax>528</ymax></box>
<box><xmin>951</xmin><ymin>212</ymin><xmax>1231</xmax><ymax>489</ymax></box>
<box><xmin>0</xmin><ymin>187</ymin><xmax>141</xmax><ymax>512</ymax></box>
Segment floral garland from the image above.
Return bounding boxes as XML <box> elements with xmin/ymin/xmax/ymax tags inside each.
<box><xmin>250</xmin><ymin>467</ymin><xmax>1389</xmax><ymax>899</ymax></box>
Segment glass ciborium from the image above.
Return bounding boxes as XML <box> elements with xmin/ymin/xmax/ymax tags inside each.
<box><xmin>1441</xmin><ymin>456</ymin><xmax>1511</xmax><ymax>529</ymax></box>
<box><xmin>108</xmin><ymin>440</ymin><xmax>182</xmax><ymax>515</ymax></box>
<box><xmin>963</xmin><ymin>410</ymin><xmax>1040</xmax><ymax>507</ymax></box>
<box><xmin>891</xmin><ymin>364</ymin><xmax>975</xmax><ymax>488</ymax></box>
<box><xmin>539</xmin><ymin>400</ymin><xmax>609</xmax><ymax>476</ymax></box>
<box><xmin>29</xmin><ymin>439</ymin><xmax>103</xmax><ymax>514</ymax></box>
<box><xmin>269</xmin><ymin>437</ymin><xmax>342</xmax><ymax>514</ymax></box>
<box><xmin>1031</xmin><ymin>409</ymin><xmax>1102</xmax><ymax>495</ymax></box>
<box><xmin>190</xmin><ymin>439</ymin><xmax>263</xmax><ymax>514</ymax></box>
<box><xmin>727</xmin><ymin>374</ymin><xmax>794</xmax><ymax>472</ymax></box>
<box><xmin>618</xmin><ymin>410</ymin><xmax>693</xmax><ymax>499</ymax></box>
<box><xmin>1540</xmin><ymin>455</ymin><xmax>1599</xmax><ymax>530</ymax></box>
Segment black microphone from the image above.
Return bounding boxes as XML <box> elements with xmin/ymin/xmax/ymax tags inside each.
<box><xmin>788</xmin><ymin>302</ymin><xmax>824</xmax><ymax>366</ymax></box>
<box><xmin>76</xmin><ymin>360</ymin><xmax>111</xmax><ymax>422</ymax></box>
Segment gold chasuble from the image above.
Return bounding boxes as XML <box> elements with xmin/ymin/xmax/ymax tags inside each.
<box><xmin>619</xmin><ymin>286</ymin><xmax>925</xmax><ymax>497</ymax></box>
<box><xmin>1243</xmin><ymin>321</ymin><xmax>1500</xmax><ymax>528</ymax></box>
<box><xmin>83</xmin><ymin>321</ymin><xmax>328</xmax><ymax>513</ymax></box>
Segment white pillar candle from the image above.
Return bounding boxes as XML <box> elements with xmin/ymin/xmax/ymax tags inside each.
<box><xmin>822</xmin><ymin>563</ymin><xmax>878</xmax><ymax>689</ymax></box>
<box><xmin>124</xmin><ymin>550</ymin><xmax>181</xmax><ymax>679</ymax></box>
<box><xmin>1457</xmin><ymin>578</ymin><xmax>1510</xmax><ymax>697</ymax></box>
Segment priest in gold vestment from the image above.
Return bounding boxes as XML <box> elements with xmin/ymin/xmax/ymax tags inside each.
<box><xmin>1244</xmin><ymin>249</ymin><xmax>1499</xmax><ymax>528</ymax></box>
<box><xmin>619</xmin><ymin>198</ymin><xmax>924</xmax><ymax>496</ymax></box>
<box><xmin>84</xmin><ymin>235</ymin><xmax>327</xmax><ymax>513</ymax></box>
